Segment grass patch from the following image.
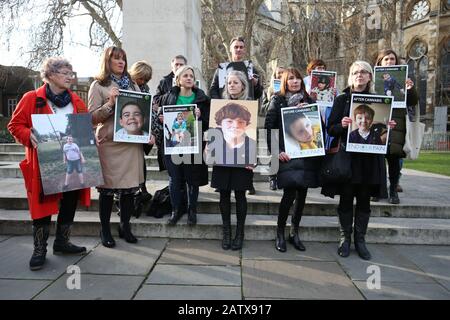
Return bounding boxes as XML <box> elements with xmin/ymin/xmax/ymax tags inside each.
<box><xmin>403</xmin><ymin>151</ymin><xmax>450</xmax><ymax>176</ymax></box>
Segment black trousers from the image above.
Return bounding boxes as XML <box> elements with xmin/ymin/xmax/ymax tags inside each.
<box><xmin>338</xmin><ymin>184</ymin><xmax>371</xmax><ymax>215</ymax></box>
<box><xmin>277</xmin><ymin>187</ymin><xmax>308</xmax><ymax>228</ymax></box>
<box><xmin>33</xmin><ymin>190</ymin><xmax>79</xmax><ymax>226</ymax></box>
<box><xmin>386</xmin><ymin>155</ymin><xmax>401</xmax><ymax>185</ymax></box>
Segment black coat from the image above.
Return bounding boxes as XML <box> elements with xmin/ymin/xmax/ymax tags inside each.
<box><xmin>153</xmin><ymin>72</ymin><xmax>174</xmax><ymax>108</ymax></box>
<box><xmin>159</xmin><ymin>86</ymin><xmax>210</xmax><ymax>187</ymax></box>
<box><xmin>321</xmin><ymin>87</ymin><xmax>385</xmax><ymax>198</ymax></box>
<box><xmin>209</xmin><ymin>62</ymin><xmax>263</xmax><ymax>100</ymax></box>
<box><xmin>264</xmin><ymin>94</ymin><xmax>321</xmax><ymax>189</ymax></box>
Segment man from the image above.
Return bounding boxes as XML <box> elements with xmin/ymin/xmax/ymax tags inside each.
<box><xmin>209</xmin><ymin>36</ymin><xmax>263</xmax><ymax>100</ymax></box>
<box><xmin>153</xmin><ymin>55</ymin><xmax>187</xmax><ymax>109</ymax></box>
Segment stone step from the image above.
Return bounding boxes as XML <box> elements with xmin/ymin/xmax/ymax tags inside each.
<box><xmin>0</xmin><ymin>152</ymin><xmax>24</xmax><ymax>162</ymax></box>
<box><xmin>0</xmin><ymin>144</ymin><xmax>24</xmax><ymax>153</ymax></box>
<box><xmin>1</xmin><ymin>209</ymin><xmax>449</xmax><ymax>245</ymax></box>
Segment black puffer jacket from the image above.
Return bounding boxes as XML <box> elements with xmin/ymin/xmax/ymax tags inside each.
<box><xmin>264</xmin><ymin>93</ymin><xmax>321</xmax><ymax>189</ymax></box>
<box><xmin>153</xmin><ymin>72</ymin><xmax>174</xmax><ymax>108</ymax></box>
<box><xmin>159</xmin><ymin>86</ymin><xmax>211</xmax><ymax>186</ymax></box>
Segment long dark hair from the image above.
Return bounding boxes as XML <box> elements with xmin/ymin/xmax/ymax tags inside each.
<box><xmin>375</xmin><ymin>49</ymin><xmax>398</xmax><ymax>66</ymax></box>
<box><xmin>279</xmin><ymin>68</ymin><xmax>309</xmax><ymax>99</ymax></box>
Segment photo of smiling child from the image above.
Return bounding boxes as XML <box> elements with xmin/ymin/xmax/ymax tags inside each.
<box><xmin>310</xmin><ymin>70</ymin><xmax>337</xmax><ymax>105</ymax></box>
<box><xmin>281</xmin><ymin>104</ymin><xmax>325</xmax><ymax>159</ymax></box>
<box><xmin>346</xmin><ymin>94</ymin><xmax>393</xmax><ymax>154</ymax></box>
<box><xmin>113</xmin><ymin>90</ymin><xmax>152</xmax><ymax>143</ymax></box>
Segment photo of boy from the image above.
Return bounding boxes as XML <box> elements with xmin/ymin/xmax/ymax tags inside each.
<box><xmin>310</xmin><ymin>75</ymin><xmax>334</xmax><ymax>103</ymax></box>
<box><xmin>116</xmin><ymin>101</ymin><xmax>149</xmax><ymax>137</ymax></box>
<box><xmin>349</xmin><ymin>104</ymin><xmax>386</xmax><ymax>145</ymax></box>
<box><xmin>382</xmin><ymin>73</ymin><xmax>405</xmax><ymax>97</ymax></box>
<box><xmin>171</xmin><ymin>112</ymin><xmax>188</xmax><ymax>145</ymax></box>
<box><xmin>284</xmin><ymin>112</ymin><xmax>323</xmax><ymax>150</ymax></box>
<box><xmin>62</xmin><ymin>134</ymin><xmax>85</xmax><ymax>191</ymax></box>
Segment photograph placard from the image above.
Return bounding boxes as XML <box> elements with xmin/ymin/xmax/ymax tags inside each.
<box><xmin>310</xmin><ymin>70</ymin><xmax>337</xmax><ymax>105</ymax></box>
<box><xmin>281</xmin><ymin>104</ymin><xmax>325</xmax><ymax>159</ymax></box>
<box><xmin>163</xmin><ymin>104</ymin><xmax>199</xmax><ymax>155</ymax></box>
<box><xmin>272</xmin><ymin>79</ymin><xmax>281</xmax><ymax>93</ymax></box>
<box><xmin>346</xmin><ymin>94</ymin><xmax>393</xmax><ymax>155</ymax></box>
<box><xmin>374</xmin><ymin>65</ymin><xmax>408</xmax><ymax>108</ymax></box>
<box><xmin>113</xmin><ymin>89</ymin><xmax>152</xmax><ymax>143</ymax></box>
<box><xmin>206</xmin><ymin>99</ymin><xmax>258</xmax><ymax>167</ymax></box>
<box><xmin>31</xmin><ymin>113</ymin><xmax>103</xmax><ymax>195</ymax></box>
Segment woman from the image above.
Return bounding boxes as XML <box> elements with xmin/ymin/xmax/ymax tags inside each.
<box><xmin>374</xmin><ymin>49</ymin><xmax>418</xmax><ymax>204</ymax></box>
<box><xmin>323</xmin><ymin>61</ymin><xmax>396</xmax><ymax>260</ymax></box>
<box><xmin>89</xmin><ymin>46</ymin><xmax>151</xmax><ymax>247</ymax></box>
<box><xmin>264</xmin><ymin>68</ymin><xmax>319</xmax><ymax>252</ymax></box>
<box><xmin>159</xmin><ymin>65</ymin><xmax>210</xmax><ymax>226</ymax></box>
<box><xmin>210</xmin><ymin>70</ymin><xmax>255</xmax><ymax>251</ymax></box>
<box><xmin>262</xmin><ymin>66</ymin><xmax>285</xmax><ymax>190</ymax></box>
<box><xmin>8</xmin><ymin>57</ymin><xmax>90</xmax><ymax>270</ymax></box>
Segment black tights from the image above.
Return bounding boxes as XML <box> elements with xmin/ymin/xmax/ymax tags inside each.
<box><xmin>33</xmin><ymin>191</ymin><xmax>79</xmax><ymax>226</ymax></box>
<box><xmin>219</xmin><ymin>190</ymin><xmax>247</xmax><ymax>221</ymax></box>
<box><xmin>338</xmin><ymin>184</ymin><xmax>371</xmax><ymax>215</ymax></box>
<box><xmin>386</xmin><ymin>155</ymin><xmax>401</xmax><ymax>185</ymax></box>
<box><xmin>277</xmin><ymin>187</ymin><xmax>307</xmax><ymax>228</ymax></box>
<box><xmin>99</xmin><ymin>193</ymin><xmax>135</xmax><ymax>236</ymax></box>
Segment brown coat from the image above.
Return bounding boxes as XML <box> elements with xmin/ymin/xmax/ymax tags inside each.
<box><xmin>88</xmin><ymin>80</ymin><xmax>144</xmax><ymax>189</ymax></box>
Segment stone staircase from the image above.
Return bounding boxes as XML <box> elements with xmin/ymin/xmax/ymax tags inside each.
<box><xmin>1</xmin><ymin>143</ymin><xmax>450</xmax><ymax>244</ymax></box>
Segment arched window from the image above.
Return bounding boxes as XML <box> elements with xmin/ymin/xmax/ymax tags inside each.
<box><xmin>407</xmin><ymin>39</ymin><xmax>428</xmax><ymax>115</ymax></box>
<box><xmin>438</xmin><ymin>38</ymin><xmax>450</xmax><ymax>106</ymax></box>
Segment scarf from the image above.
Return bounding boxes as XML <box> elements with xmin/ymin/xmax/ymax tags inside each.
<box><xmin>110</xmin><ymin>74</ymin><xmax>130</xmax><ymax>90</ymax></box>
<box><xmin>45</xmin><ymin>84</ymin><xmax>72</xmax><ymax>108</ymax></box>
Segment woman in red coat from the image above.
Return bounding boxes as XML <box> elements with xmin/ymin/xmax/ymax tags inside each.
<box><xmin>8</xmin><ymin>57</ymin><xmax>91</xmax><ymax>271</ymax></box>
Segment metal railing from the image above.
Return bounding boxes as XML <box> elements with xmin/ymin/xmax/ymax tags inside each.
<box><xmin>421</xmin><ymin>132</ymin><xmax>450</xmax><ymax>151</ymax></box>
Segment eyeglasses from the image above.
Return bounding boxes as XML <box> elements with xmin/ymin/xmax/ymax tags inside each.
<box><xmin>56</xmin><ymin>71</ymin><xmax>76</xmax><ymax>79</ymax></box>
<box><xmin>352</xmin><ymin>70</ymin><xmax>370</xmax><ymax>76</ymax></box>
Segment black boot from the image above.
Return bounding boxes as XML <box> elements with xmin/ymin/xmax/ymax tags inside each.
<box><xmin>354</xmin><ymin>211</ymin><xmax>371</xmax><ymax>260</ymax></box>
<box><xmin>389</xmin><ymin>183</ymin><xmax>400</xmax><ymax>204</ymax></box>
<box><xmin>30</xmin><ymin>224</ymin><xmax>49</xmax><ymax>271</ymax></box>
<box><xmin>187</xmin><ymin>206</ymin><xmax>197</xmax><ymax>226</ymax></box>
<box><xmin>167</xmin><ymin>208</ymin><xmax>183</xmax><ymax>226</ymax></box>
<box><xmin>337</xmin><ymin>210</ymin><xmax>353</xmax><ymax>258</ymax></box>
<box><xmin>288</xmin><ymin>225</ymin><xmax>305</xmax><ymax>251</ymax></box>
<box><xmin>53</xmin><ymin>223</ymin><xmax>86</xmax><ymax>255</ymax></box>
<box><xmin>275</xmin><ymin>225</ymin><xmax>287</xmax><ymax>252</ymax></box>
<box><xmin>220</xmin><ymin>199</ymin><xmax>232</xmax><ymax>250</ymax></box>
<box><xmin>99</xmin><ymin>194</ymin><xmax>115</xmax><ymax>248</ymax></box>
<box><xmin>231</xmin><ymin>211</ymin><xmax>246</xmax><ymax>250</ymax></box>
<box><xmin>118</xmin><ymin>194</ymin><xmax>138</xmax><ymax>243</ymax></box>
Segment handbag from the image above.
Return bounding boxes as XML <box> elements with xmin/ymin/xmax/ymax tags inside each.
<box><xmin>320</xmin><ymin>140</ymin><xmax>352</xmax><ymax>184</ymax></box>
<box><xmin>404</xmin><ymin>104</ymin><xmax>425</xmax><ymax>160</ymax></box>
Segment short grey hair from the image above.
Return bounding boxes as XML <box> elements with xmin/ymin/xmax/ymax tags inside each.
<box><xmin>40</xmin><ymin>57</ymin><xmax>73</xmax><ymax>83</ymax></box>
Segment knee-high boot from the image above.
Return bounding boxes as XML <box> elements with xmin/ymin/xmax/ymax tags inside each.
<box><xmin>354</xmin><ymin>210</ymin><xmax>371</xmax><ymax>260</ymax></box>
<box><xmin>337</xmin><ymin>209</ymin><xmax>353</xmax><ymax>257</ymax></box>
<box><xmin>289</xmin><ymin>214</ymin><xmax>305</xmax><ymax>251</ymax></box>
<box><xmin>118</xmin><ymin>194</ymin><xmax>138</xmax><ymax>243</ymax></box>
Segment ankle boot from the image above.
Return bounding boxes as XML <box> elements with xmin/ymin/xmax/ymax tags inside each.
<box><xmin>389</xmin><ymin>184</ymin><xmax>400</xmax><ymax>204</ymax></box>
<box><xmin>53</xmin><ymin>223</ymin><xmax>86</xmax><ymax>255</ymax></box>
<box><xmin>167</xmin><ymin>208</ymin><xmax>183</xmax><ymax>226</ymax></box>
<box><xmin>187</xmin><ymin>206</ymin><xmax>197</xmax><ymax>226</ymax></box>
<box><xmin>354</xmin><ymin>211</ymin><xmax>371</xmax><ymax>260</ymax></box>
<box><xmin>337</xmin><ymin>210</ymin><xmax>353</xmax><ymax>257</ymax></box>
<box><xmin>30</xmin><ymin>224</ymin><xmax>49</xmax><ymax>271</ymax></box>
<box><xmin>231</xmin><ymin>212</ymin><xmax>246</xmax><ymax>250</ymax></box>
<box><xmin>275</xmin><ymin>225</ymin><xmax>287</xmax><ymax>252</ymax></box>
<box><xmin>100</xmin><ymin>228</ymin><xmax>116</xmax><ymax>248</ymax></box>
<box><xmin>288</xmin><ymin>224</ymin><xmax>305</xmax><ymax>251</ymax></box>
<box><xmin>118</xmin><ymin>222</ymin><xmax>138</xmax><ymax>243</ymax></box>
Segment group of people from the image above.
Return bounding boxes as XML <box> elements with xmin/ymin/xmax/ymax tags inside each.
<box><xmin>8</xmin><ymin>34</ymin><xmax>418</xmax><ymax>271</ymax></box>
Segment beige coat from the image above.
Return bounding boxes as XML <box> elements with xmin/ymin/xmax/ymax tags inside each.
<box><xmin>88</xmin><ymin>80</ymin><xmax>144</xmax><ymax>189</ymax></box>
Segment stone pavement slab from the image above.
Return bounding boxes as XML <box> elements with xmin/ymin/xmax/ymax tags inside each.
<box><xmin>394</xmin><ymin>245</ymin><xmax>450</xmax><ymax>291</ymax></box>
<box><xmin>242</xmin><ymin>240</ymin><xmax>336</xmax><ymax>262</ymax></box>
<box><xmin>77</xmin><ymin>238</ymin><xmax>167</xmax><ymax>275</ymax></box>
<box><xmin>158</xmin><ymin>239</ymin><xmax>240</xmax><ymax>265</ymax></box>
<box><xmin>354</xmin><ymin>281</ymin><xmax>450</xmax><ymax>300</ymax></box>
<box><xmin>34</xmin><ymin>274</ymin><xmax>145</xmax><ymax>300</ymax></box>
<box><xmin>134</xmin><ymin>284</ymin><xmax>241</xmax><ymax>300</ymax></box>
<box><xmin>0</xmin><ymin>236</ymin><xmax>98</xmax><ymax>280</ymax></box>
<box><xmin>0</xmin><ymin>235</ymin><xmax>11</xmax><ymax>243</ymax></box>
<box><xmin>146</xmin><ymin>265</ymin><xmax>241</xmax><ymax>286</ymax></box>
<box><xmin>242</xmin><ymin>260</ymin><xmax>363</xmax><ymax>300</ymax></box>
<box><xmin>0</xmin><ymin>279</ymin><xmax>51</xmax><ymax>300</ymax></box>
<box><xmin>327</xmin><ymin>243</ymin><xmax>435</xmax><ymax>283</ymax></box>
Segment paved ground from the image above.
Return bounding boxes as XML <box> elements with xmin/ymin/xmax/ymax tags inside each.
<box><xmin>0</xmin><ymin>235</ymin><xmax>449</xmax><ymax>300</ymax></box>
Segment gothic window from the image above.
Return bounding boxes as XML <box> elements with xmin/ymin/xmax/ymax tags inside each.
<box><xmin>438</xmin><ymin>39</ymin><xmax>450</xmax><ymax>107</ymax></box>
<box><xmin>407</xmin><ymin>40</ymin><xmax>429</xmax><ymax>115</ymax></box>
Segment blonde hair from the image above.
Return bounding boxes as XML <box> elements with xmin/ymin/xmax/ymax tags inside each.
<box><xmin>348</xmin><ymin>61</ymin><xmax>374</xmax><ymax>92</ymax></box>
<box><xmin>129</xmin><ymin>60</ymin><xmax>153</xmax><ymax>83</ymax></box>
<box><xmin>222</xmin><ymin>70</ymin><xmax>249</xmax><ymax>100</ymax></box>
<box><xmin>174</xmin><ymin>65</ymin><xmax>196</xmax><ymax>87</ymax></box>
